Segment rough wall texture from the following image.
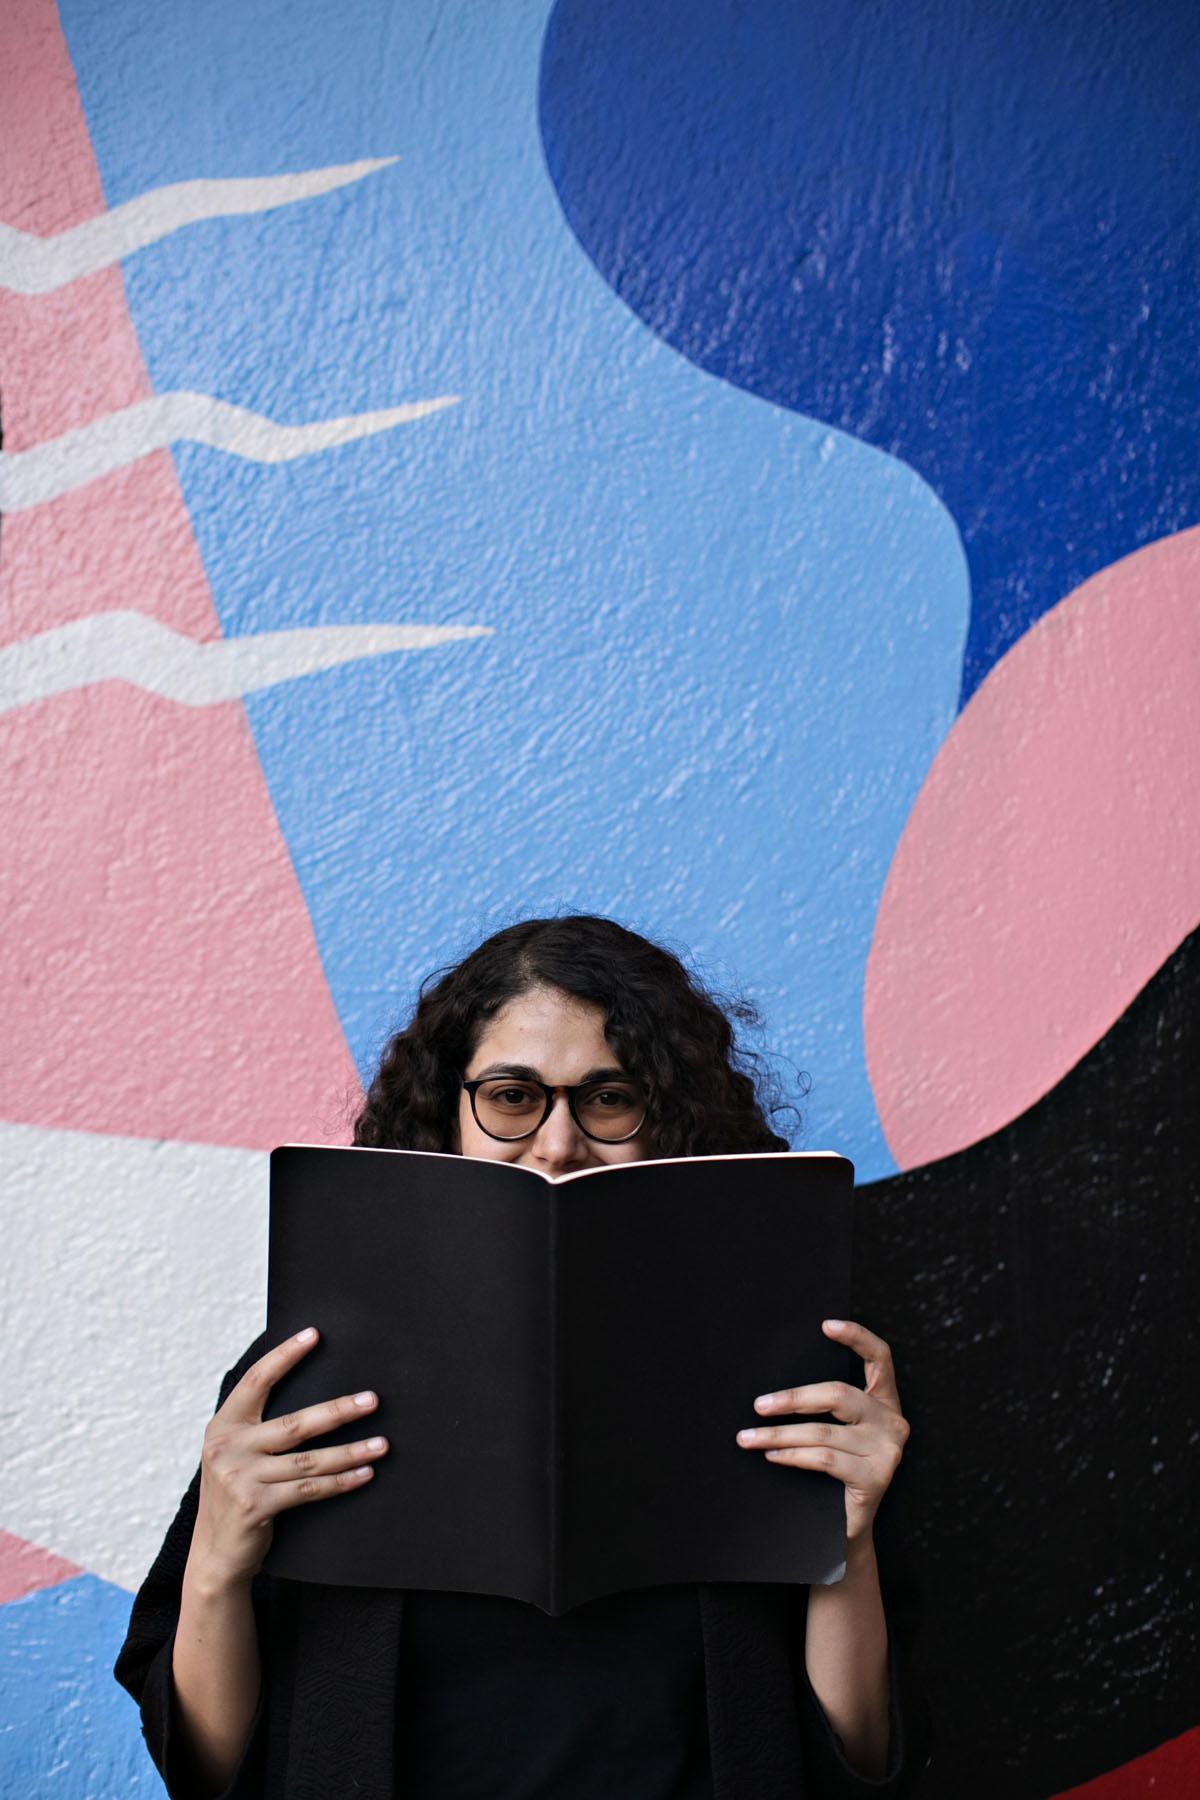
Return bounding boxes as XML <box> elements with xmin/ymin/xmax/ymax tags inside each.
<box><xmin>1</xmin><ymin>1</ymin><xmax>1195</xmax><ymax>1794</ymax></box>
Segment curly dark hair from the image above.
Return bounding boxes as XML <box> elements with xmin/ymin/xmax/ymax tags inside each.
<box><xmin>352</xmin><ymin>915</ymin><xmax>797</xmax><ymax>1158</ymax></box>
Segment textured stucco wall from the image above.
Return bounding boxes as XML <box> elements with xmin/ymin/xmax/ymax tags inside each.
<box><xmin>2</xmin><ymin>1</ymin><xmax>1196</xmax><ymax>1794</ymax></box>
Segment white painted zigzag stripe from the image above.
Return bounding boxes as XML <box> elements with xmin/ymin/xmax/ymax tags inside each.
<box><xmin>0</xmin><ymin>389</ymin><xmax>460</xmax><ymax>511</ymax></box>
<box><xmin>0</xmin><ymin>612</ymin><xmax>491</xmax><ymax>713</ymax></box>
<box><xmin>0</xmin><ymin>158</ymin><xmax>398</xmax><ymax>294</ymax></box>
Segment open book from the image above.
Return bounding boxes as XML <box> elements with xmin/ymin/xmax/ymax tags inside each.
<box><xmin>262</xmin><ymin>1144</ymin><xmax>854</xmax><ymax>1613</ymax></box>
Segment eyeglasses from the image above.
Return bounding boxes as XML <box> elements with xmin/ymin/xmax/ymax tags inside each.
<box><xmin>461</xmin><ymin>1075</ymin><xmax>648</xmax><ymax>1143</ymax></box>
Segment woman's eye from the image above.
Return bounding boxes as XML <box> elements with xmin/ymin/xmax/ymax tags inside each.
<box><xmin>593</xmin><ymin>1089</ymin><xmax>635</xmax><ymax>1108</ymax></box>
<box><xmin>491</xmin><ymin>1085</ymin><xmax>537</xmax><ymax>1107</ymax></box>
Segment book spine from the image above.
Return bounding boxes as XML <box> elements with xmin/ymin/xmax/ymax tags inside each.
<box><xmin>547</xmin><ymin>1188</ymin><xmax>563</xmax><ymax>1614</ymax></box>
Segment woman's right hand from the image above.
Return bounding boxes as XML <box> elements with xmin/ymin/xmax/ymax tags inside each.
<box><xmin>188</xmin><ymin>1326</ymin><xmax>389</xmax><ymax>1589</ymax></box>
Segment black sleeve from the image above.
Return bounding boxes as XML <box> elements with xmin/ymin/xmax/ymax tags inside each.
<box><xmin>112</xmin><ymin>1332</ymin><xmax>273</xmax><ymax>1800</ymax></box>
<box><xmin>791</xmin><ymin>1525</ymin><xmax>935</xmax><ymax>1797</ymax></box>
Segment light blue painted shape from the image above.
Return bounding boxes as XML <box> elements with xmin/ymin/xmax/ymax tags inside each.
<box><xmin>0</xmin><ymin>1576</ymin><xmax>159</xmax><ymax>1796</ymax></box>
<box><xmin>60</xmin><ymin>0</ymin><xmax>969</xmax><ymax>1179</ymax></box>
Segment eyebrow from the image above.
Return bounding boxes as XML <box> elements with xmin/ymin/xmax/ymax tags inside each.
<box><xmin>470</xmin><ymin>1062</ymin><xmax>631</xmax><ymax>1084</ymax></box>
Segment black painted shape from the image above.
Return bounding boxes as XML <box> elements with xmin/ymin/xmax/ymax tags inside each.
<box><xmin>854</xmin><ymin>929</ymin><xmax>1199</xmax><ymax>1797</ymax></box>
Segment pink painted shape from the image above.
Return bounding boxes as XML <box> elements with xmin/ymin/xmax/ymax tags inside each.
<box><xmin>0</xmin><ymin>1529</ymin><xmax>82</xmax><ymax>1605</ymax></box>
<box><xmin>1049</xmin><ymin>1726</ymin><xmax>1200</xmax><ymax>1799</ymax></box>
<box><xmin>0</xmin><ymin>0</ymin><xmax>364</xmax><ymax>1148</ymax></box>
<box><xmin>865</xmin><ymin>529</ymin><xmax>1200</xmax><ymax>1170</ymax></box>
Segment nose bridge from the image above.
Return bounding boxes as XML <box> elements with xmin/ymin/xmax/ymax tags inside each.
<box><xmin>539</xmin><ymin>1085</ymin><xmax>585</xmax><ymax>1152</ymax></box>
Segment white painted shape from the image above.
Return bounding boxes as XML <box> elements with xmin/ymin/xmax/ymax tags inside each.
<box><xmin>0</xmin><ymin>1120</ymin><xmax>268</xmax><ymax>1592</ymax></box>
<box><xmin>0</xmin><ymin>613</ymin><xmax>493</xmax><ymax>713</ymax></box>
<box><xmin>0</xmin><ymin>158</ymin><xmax>399</xmax><ymax>294</ymax></box>
<box><xmin>0</xmin><ymin>389</ymin><xmax>460</xmax><ymax>510</ymax></box>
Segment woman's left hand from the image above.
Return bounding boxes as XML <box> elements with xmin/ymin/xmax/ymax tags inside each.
<box><xmin>736</xmin><ymin>1319</ymin><xmax>910</xmax><ymax>1542</ymax></box>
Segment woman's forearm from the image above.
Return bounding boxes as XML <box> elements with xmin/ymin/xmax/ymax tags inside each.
<box><xmin>804</xmin><ymin>1532</ymin><xmax>891</xmax><ymax>1778</ymax></box>
<box><xmin>171</xmin><ymin>1553</ymin><xmax>262</xmax><ymax>1797</ymax></box>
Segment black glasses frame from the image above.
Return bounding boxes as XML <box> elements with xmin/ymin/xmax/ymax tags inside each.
<box><xmin>461</xmin><ymin>1077</ymin><xmax>648</xmax><ymax>1143</ymax></box>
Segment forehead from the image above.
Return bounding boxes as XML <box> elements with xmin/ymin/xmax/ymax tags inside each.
<box><xmin>470</xmin><ymin>986</ymin><xmax>616</xmax><ymax>1074</ymax></box>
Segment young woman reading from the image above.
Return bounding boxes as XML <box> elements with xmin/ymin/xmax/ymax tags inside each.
<box><xmin>115</xmin><ymin>914</ymin><xmax>932</xmax><ymax>1798</ymax></box>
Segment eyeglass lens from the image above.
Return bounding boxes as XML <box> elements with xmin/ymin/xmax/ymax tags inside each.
<box><xmin>471</xmin><ymin>1077</ymin><xmax>645</xmax><ymax>1142</ymax></box>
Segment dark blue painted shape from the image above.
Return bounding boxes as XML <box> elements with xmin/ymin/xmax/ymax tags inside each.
<box><xmin>539</xmin><ymin>0</ymin><xmax>1200</xmax><ymax>702</ymax></box>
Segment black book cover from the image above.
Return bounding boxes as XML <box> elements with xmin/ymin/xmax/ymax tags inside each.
<box><xmin>262</xmin><ymin>1144</ymin><xmax>854</xmax><ymax>1613</ymax></box>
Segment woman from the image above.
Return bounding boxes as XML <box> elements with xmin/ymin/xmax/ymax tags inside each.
<box><xmin>115</xmin><ymin>915</ymin><xmax>932</xmax><ymax>1798</ymax></box>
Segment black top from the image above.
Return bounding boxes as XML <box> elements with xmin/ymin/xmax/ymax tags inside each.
<box><xmin>112</xmin><ymin>1333</ymin><xmax>934</xmax><ymax>1799</ymax></box>
<box><xmin>394</xmin><ymin>1584</ymin><xmax>712</xmax><ymax>1797</ymax></box>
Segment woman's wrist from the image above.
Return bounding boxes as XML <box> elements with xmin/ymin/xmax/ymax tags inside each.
<box><xmin>174</xmin><ymin>1551</ymin><xmax>262</xmax><ymax>1795</ymax></box>
<box><xmin>806</xmin><ymin>1523</ymin><xmax>891</xmax><ymax>1777</ymax></box>
<box><xmin>182</xmin><ymin>1544</ymin><xmax>256</xmax><ymax>1606</ymax></box>
<box><xmin>842</xmin><ymin>1523</ymin><xmax>878</xmax><ymax>1571</ymax></box>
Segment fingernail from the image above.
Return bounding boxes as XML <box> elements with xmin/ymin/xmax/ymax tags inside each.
<box><xmin>365</xmin><ymin>1436</ymin><xmax>386</xmax><ymax>1451</ymax></box>
<box><xmin>755</xmin><ymin>1395</ymin><xmax>777</xmax><ymax>1409</ymax></box>
<box><xmin>352</xmin><ymin>1465</ymin><xmax>373</xmax><ymax>1479</ymax></box>
<box><xmin>737</xmin><ymin>1429</ymin><xmax>764</xmax><ymax>1443</ymax></box>
<box><xmin>295</xmin><ymin>1327</ymin><xmax>317</xmax><ymax>1343</ymax></box>
<box><xmin>354</xmin><ymin>1391</ymin><xmax>376</xmax><ymax>1407</ymax></box>
<box><xmin>823</xmin><ymin>1319</ymin><xmax>845</xmax><ymax>1332</ymax></box>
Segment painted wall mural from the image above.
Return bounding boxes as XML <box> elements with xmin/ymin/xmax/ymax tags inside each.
<box><xmin>1</xmin><ymin>1</ymin><xmax>1195</xmax><ymax>1794</ymax></box>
